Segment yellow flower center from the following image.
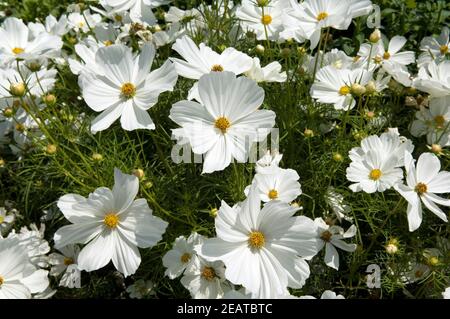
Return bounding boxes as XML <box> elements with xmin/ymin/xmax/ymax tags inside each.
<box><xmin>104</xmin><ymin>213</ymin><xmax>119</xmax><ymax>228</ymax></box>
<box><xmin>316</xmin><ymin>12</ymin><xmax>329</xmax><ymax>21</ymax></box>
<box><xmin>64</xmin><ymin>257</ymin><xmax>74</xmax><ymax>266</ymax></box>
<box><xmin>201</xmin><ymin>266</ymin><xmax>216</xmax><ymax>281</ymax></box>
<box><xmin>415</xmin><ymin>182</ymin><xmax>427</xmax><ymax>195</ymax></box>
<box><xmin>78</xmin><ymin>21</ymin><xmax>85</xmax><ymax>28</ymax></box>
<box><xmin>261</xmin><ymin>14</ymin><xmax>272</xmax><ymax>25</ymax></box>
<box><xmin>339</xmin><ymin>86</ymin><xmax>351</xmax><ymax>96</ymax></box>
<box><xmin>114</xmin><ymin>14</ymin><xmax>123</xmax><ymax>22</ymax></box>
<box><xmin>440</xmin><ymin>45</ymin><xmax>448</xmax><ymax>55</ymax></box>
<box><xmin>248</xmin><ymin>231</ymin><xmax>265</xmax><ymax>249</ymax></box>
<box><xmin>180</xmin><ymin>253</ymin><xmax>191</xmax><ymax>264</ymax></box>
<box><xmin>369</xmin><ymin>169</ymin><xmax>382</xmax><ymax>181</ymax></box>
<box><xmin>428</xmin><ymin>256</ymin><xmax>439</xmax><ymax>266</ymax></box>
<box><xmin>0</xmin><ymin>276</ymin><xmax>4</xmax><ymax>286</ymax></box>
<box><xmin>12</xmin><ymin>47</ymin><xmax>24</xmax><ymax>55</ymax></box>
<box><xmin>434</xmin><ymin>115</ymin><xmax>446</xmax><ymax>129</ymax></box>
<box><xmin>214</xmin><ymin>117</ymin><xmax>231</xmax><ymax>134</ymax></box>
<box><xmin>104</xmin><ymin>40</ymin><xmax>113</xmax><ymax>46</ymax></box>
<box><xmin>320</xmin><ymin>230</ymin><xmax>332</xmax><ymax>242</ymax></box>
<box><xmin>211</xmin><ymin>64</ymin><xmax>224</xmax><ymax>72</ymax></box>
<box><xmin>268</xmin><ymin>189</ymin><xmax>278</xmax><ymax>200</ymax></box>
<box><xmin>383</xmin><ymin>52</ymin><xmax>391</xmax><ymax>60</ymax></box>
<box><xmin>353</xmin><ymin>56</ymin><xmax>361</xmax><ymax>62</ymax></box>
<box><xmin>0</xmin><ymin>215</ymin><xmax>4</xmax><ymax>224</ymax></box>
<box><xmin>121</xmin><ymin>82</ymin><xmax>136</xmax><ymax>99</ymax></box>
<box><xmin>373</xmin><ymin>55</ymin><xmax>383</xmax><ymax>64</ymax></box>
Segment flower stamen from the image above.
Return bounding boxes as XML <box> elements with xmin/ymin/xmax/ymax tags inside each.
<box><xmin>415</xmin><ymin>182</ymin><xmax>427</xmax><ymax>195</ymax></box>
<box><xmin>121</xmin><ymin>82</ymin><xmax>136</xmax><ymax>99</ymax></box>
<box><xmin>261</xmin><ymin>14</ymin><xmax>272</xmax><ymax>25</ymax></box>
<box><xmin>104</xmin><ymin>213</ymin><xmax>119</xmax><ymax>228</ymax></box>
<box><xmin>369</xmin><ymin>169</ymin><xmax>382</xmax><ymax>181</ymax></box>
<box><xmin>248</xmin><ymin>231</ymin><xmax>265</xmax><ymax>249</ymax></box>
<box><xmin>316</xmin><ymin>12</ymin><xmax>328</xmax><ymax>21</ymax></box>
<box><xmin>214</xmin><ymin>117</ymin><xmax>231</xmax><ymax>134</ymax></box>
<box><xmin>268</xmin><ymin>189</ymin><xmax>278</xmax><ymax>200</ymax></box>
<box><xmin>201</xmin><ymin>266</ymin><xmax>216</xmax><ymax>281</ymax></box>
<box><xmin>180</xmin><ymin>253</ymin><xmax>191</xmax><ymax>264</ymax></box>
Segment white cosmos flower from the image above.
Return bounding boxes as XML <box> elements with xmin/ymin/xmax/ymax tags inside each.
<box><xmin>305</xmin><ymin>49</ymin><xmax>353</xmax><ymax>74</ymax></box>
<box><xmin>310</xmin><ymin>66</ymin><xmax>373</xmax><ymax>110</ymax></box>
<box><xmin>324</xmin><ymin>187</ymin><xmax>352</xmax><ymax>222</ymax></box>
<box><xmin>104</xmin><ymin>0</ymin><xmax>158</xmax><ymax>25</ymax></box>
<box><xmin>410</xmin><ymin>96</ymin><xmax>450</xmax><ymax>147</ymax></box>
<box><xmin>443</xmin><ymin>287</ymin><xmax>450</xmax><ymax>299</ymax></box>
<box><xmin>67</xmin><ymin>10</ymin><xmax>102</xmax><ymax>33</ymax></box>
<box><xmin>0</xmin><ymin>17</ymin><xmax>63</xmax><ymax>64</ymax></box>
<box><xmin>394</xmin><ymin>152</ymin><xmax>450</xmax><ymax>232</ymax></box>
<box><xmin>358</xmin><ymin>36</ymin><xmax>415</xmax><ymax>86</ymax></box>
<box><xmin>236</xmin><ymin>0</ymin><xmax>285</xmax><ymax>41</ymax></box>
<box><xmin>53</xmin><ymin>168</ymin><xmax>168</xmax><ymax>277</ymax></box>
<box><xmin>170</xmin><ymin>71</ymin><xmax>275</xmax><ymax>174</ymax></box>
<box><xmin>418</xmin><ymin>27</ymin><xmax>449</xmax><ymax>68</ymax></box>
<box><xmin>126</xmin><ymin>279</ymin><xmax>154</xmax><ymax>299</ymax></box>
<box><xmin>0</xmin><ymin>237</ymin><xmax>50</xmax><ymax>299</ymax></box>
<box><xmin>8</xmin><ymin>223</ymin><xmax>50</xmax><ymax>269</ymax></box>
<box><xmin>170</xmin><ymin>36</ymin><xmax>252</xmax><ymax>100</ymax></box>
<box><xmin>413</xmin><ymin>61</ymin><xmax>450</xmax><ymax>97</ymax></box>
<box><xmin>49</xmin><ymin>245</ymin><xmax>81</xmax><ymax>289</ymax></box>
<box><xmin>196</xmin><ymin>185</ymin><xmax>319</xmax><ymax>298</ymax></box>
<box><xmin>29</xmin><ymin>14</ymin><xmax>69</xmax><ymax>38</ymax></box>
<box><xmin>346</xmin><ymin>130</ymin><xmax>413</xmax><ymax>193</ymax></box>
<box><xmin>180</xmin><ymin>256</ymin><xmax>227</xmax><ymax>299</ymax></box>
<box><xmin>244</xmin><ymin>57</ymin><xmax>287</xmax><ymax>83</ymax></box>
<box><xmin>80</xmin><ymin>43</ymin><xmax>177</xmax><ymax>132</ymax></box>
<box><xmin>349</xmin><ymin>129</ymin><xmax>414</xmax><ymax>168</ymax></box>
<box><xmin>162</xmin><ymin>232</ymin><xmax>203</xmax><ymax>279</ymax></box>
<box><xmin>245</xmin><ymin>166</ymin><xmax>302</xmax><ymax>203</ymax></box>
<box><xmin>283</xmin><ymin>0</ymin><xmax>353</xmax><ymax>49</ymax></box>
<box><xmin>314</xmin><ymin>218</ymin><xmax>357</xmax><ymax>270</ymax></box>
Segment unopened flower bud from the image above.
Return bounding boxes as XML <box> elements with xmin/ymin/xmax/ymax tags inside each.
<box><xmin>366</xmin><ymin>110</ymin><xmax>376</xmax><ymax>119</ymax></box>
<box><xmin>46</xmin><ymin>144</ymin><xmax>57</xmax><ymax>155</ymax></box>
<box><xmin>428</xmin><ymin>256</ymin><xmax>439</xmax><ymax>266</ymax></box>
<box><xmin>430</xmin><ymin>144</ymin><xmax>442</xmax><ymax>154</ymax></box>
<box><xmin>369</xmin><ymin>29</ymin><xmax>381</xmax><ymax>43</ymax></box>
<box><xmin>304</xmin><ymin>128</ymin><xmax>314</xmax><ymax>138</ymax></box>
<box><xmin>256</xmin><ymin>44</ymin><xmax>265</xmax><ymax>54</ymax></box>
<box><xmin>44</xmin><ymin>94</ymin><xmax>57</xmax><ymax>106</ymax></box>
<box><xmin>27</xmin><ymin>61</ymin><xmax>42</xmax><ymax>72</ymax></box>
<box><xmin>92</xmin><ymin>153</ymin><xmax>103</xmax><ymax>162</ymax></box>
<box><xmin>351</xmin><ymin>83</ymin><xmax>367</xmax><ymax>96</ymax></box>
<box><xmin>256</xmin><ymin>0</ymin><xmax>269</xmax><ymax>7</ymax></box>
<box><xmin>280</xmin><ymin>48</ymin><xmax>291</xmax><ymax>58</ymax></box>
<box><xmin>3</xmin><ymin>107</ymin><xmax>13</xmax><ymax>117</ymax></box>
<box><xmin>133</xmin><ymin>168</ymin><xmax>145</xmax><ymax>179</ymax></box>
<box><xmin>10</xmin><ymin>82</ymin><xmax>26</xmax><ymax>97</ymax></box>
<box><xmin>332</xmin><ymin>152</ymin><xmax>343</xmax><ymax>162</ymax></box>
<box><xmin>210</xmin><ymin>208</ymin><xmax>218</xmax><ymax>218</ymax></box>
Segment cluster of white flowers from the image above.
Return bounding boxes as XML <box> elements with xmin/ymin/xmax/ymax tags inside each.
<box><xmin>1</xmin><ymin>0</ymin><xmax>450</xmax><ymax>300</ymax></box>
